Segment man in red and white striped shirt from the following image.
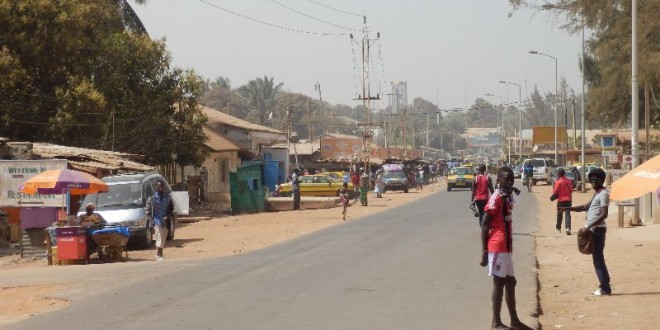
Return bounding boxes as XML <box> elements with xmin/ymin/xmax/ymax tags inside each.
<box><xmin>472</xmin><ymin>164</ymin><xmax>494</xmax><ymax>226</ymax></box>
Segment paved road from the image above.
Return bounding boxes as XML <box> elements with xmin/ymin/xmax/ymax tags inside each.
<box><xmin>7</xmin><ymin>184</ymin><xmax>539</xmax><ymax>330</ymax></box>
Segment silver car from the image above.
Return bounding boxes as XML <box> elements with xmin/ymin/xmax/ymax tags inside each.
<box><xmin>78</xmin><ymin>173</ymin><xmax>176</xmax><ymax>248</ymax></box>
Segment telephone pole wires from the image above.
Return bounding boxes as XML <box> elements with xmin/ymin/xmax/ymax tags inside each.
<box><xmin>351</xmin><ymin>16</ymin><xmax>380</xmax><ymax>179</ymax></box>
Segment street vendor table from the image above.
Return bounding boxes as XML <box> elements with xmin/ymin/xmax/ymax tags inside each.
<box><xmin>56</xmin><ymin>226</ymin><xmax>87</xmax><ymax>261</ymax></box>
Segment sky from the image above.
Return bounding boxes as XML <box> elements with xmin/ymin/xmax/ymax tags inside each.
<box><xmin>129</xmin><ymin>0</ymin><xmax>584</xmax><ymax>110</ymax></box>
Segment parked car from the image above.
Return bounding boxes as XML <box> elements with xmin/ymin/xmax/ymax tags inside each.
<box><xmin>317</xmin><ymin>171</ymin><xmax>346</xmax><ymax>181</ymax></box>
<box><xmin>523</xmin><ymin>158</ymin><xmax>557</xmax><ymax>185</ymax></box>
<box><xmin>549</xmin><ymin>166</ymin><xmax>580</xmax><ymax>190</ymax></box>
<box><xmin>447</xmin><ymin>166</ymin><xmax>475</xmax><ymax>191</ymax></box>
<box><xmin>276</xmin><ymin>175</ymin><xmax>355</xmax><ymax>198</ymax></box>
<box><xmin>513</xmin><ymin>164</ymin><xmax>523</xmax><ymax>179</ymax></box>
<box><xmin>78</xmin><ymin>173</ymin><xmax>177</xmax><ymax>248</ymax></box>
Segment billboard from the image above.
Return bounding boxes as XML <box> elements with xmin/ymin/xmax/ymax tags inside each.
<box><xmin>532</xmin><ymin>126</ymin><xmax>568</xmax><ymax>144</ymax></box>
<box><xmin>320</xmin><ymin>137</ymin><xmax>363</xmax><ymax>159</ymax></box>
<box><xmin>0</xmin><ymin>160</ymin><xmax>68</xmax><ymax>207</ymax></box>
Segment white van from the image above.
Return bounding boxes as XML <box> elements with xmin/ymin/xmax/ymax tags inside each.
<box><xmin>524</xmin><ymin>158</ymin><xmax>557</xmax><ymax>185</ymax></box>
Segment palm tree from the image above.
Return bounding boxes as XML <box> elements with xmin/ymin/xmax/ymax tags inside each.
<box><xmin>119</xmin><ymin>0</ymin><xmax>148</xmax><ymax>34</ymax></box>
<box><xmin>237</xmin><ymin>76</ymin><xmax>284</xmax><ymax>125</ymax></box>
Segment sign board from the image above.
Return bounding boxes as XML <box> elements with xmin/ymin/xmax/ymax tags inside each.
<box><xmin>601</xmin><ymin>135</ymin><xmax>616</xmax><ymax>148</ymax></box>
<box><xmin>601</xmin><ymin>150</ymin><xmax>617</xmax><ymax>163</ymax></box>
<box><xmin>532</xmin><ymin>126</ymin><xmax>568</xmax><ymax>144</ymax></box>
<box><xmin>0</xmin><ymin>160</ymin><xmax>68</xmax><ymax>207</ymax></box>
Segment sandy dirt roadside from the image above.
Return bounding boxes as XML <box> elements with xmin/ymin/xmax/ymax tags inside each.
<box><xmin>532</xmin><ymin>184</ymin><xmax>660</xmax><ymax>330</ymax></box>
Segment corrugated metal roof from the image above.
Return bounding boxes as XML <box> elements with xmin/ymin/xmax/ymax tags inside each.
<box><xmin>32</xmin><ymin>143</ymin><xmax>153</xmax><ymax>172</ymax></box>
<box><xmin>320</xmin><ymin>133</ymin><xmax>361</xmax><ymax>140</ymax></box>
<box><xmin>269</xmin><ymin>142</ymin><xmax>319</xmax><ymax>156</ymax></box>
<box><xmin>201</xmin><ymin>105</ymin><xmax>285</xmax><ymax>135</ymax></box>
<box><xmin>203</xmin><ymin>126</ymin><xmax>242</xmax><ymax>151</ymax></box>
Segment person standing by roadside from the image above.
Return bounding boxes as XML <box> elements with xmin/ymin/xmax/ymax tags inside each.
<box><xmin>146</xmin><ymin>181</ymin><xmax>174</xmax><ymax>261</ymax></box>
<box><xmin>561</xmin><ymin>168</ymin><xmax>611</xmax><ymax>296</ymax></box>
<box><xmin>375</xmin><ymin>170</ymin><xmax>385</xmax><ymax>198</ymax></box>
<box><xmin>480</xmin><ymin>167</ymin><xmax>530</xmax><ymax>330</ymax></box>
<box><xmin>550</xmin><ymin>168</ymin><xmax>573</xmax><ymax>235</ymax></box>
<box><xmin>292</xmin><ymin>168</ymin><xmax>301</xmax><ymax>210</ymax></box>
<box><xmin>359</xmin><ymin>172</ymin><xmax>369</xmax><ymax>206</ymax></box>
<box><xmin>472</xmin><ymin>164</ymin><xmax>494</xmax><ymax>226</ymax></box>
<box><xmin>342</xmin><ymin>168</ymin><xmax>350</xmax><ymax>185</ymax></box>
<box><xmin>351</xmin><ymin>170</ymin><xmax>360</xmax><ymax>202</ymax></box>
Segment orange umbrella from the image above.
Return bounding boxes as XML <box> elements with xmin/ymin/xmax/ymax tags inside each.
<box><xmin>20</xmin><ymin>169</ymin><xmax>108</xmax><ymax>195</ymax></box>
<box><xmin>610</xmin><ymin>154</ymin><xmax>660</xmax><ymax>201</ymax></box>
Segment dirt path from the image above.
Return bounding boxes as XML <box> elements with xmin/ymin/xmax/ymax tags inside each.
<box><xmin>532</xmin><ymin>184</ymin><xmax>660</xmax><ymax>330</ymax></box>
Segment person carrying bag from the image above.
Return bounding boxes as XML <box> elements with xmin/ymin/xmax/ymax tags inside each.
<box><xmin>560</xmin><ymin>168</ymin><xmax>611</xmax><ymax>296</ymax></box>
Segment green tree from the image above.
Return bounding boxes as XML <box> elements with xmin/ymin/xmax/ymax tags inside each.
<box><xmin>0</xmin><ymin>0</ymin><xmax>207</xmax><ymax>167</ymax></box>
<box><xmin>237</xmin><ymin>76</ymin><xmax>284</xmax><ymax>125</ymax></box>
<box><xmin>509</xmin><ymin>0</ymin><xmax>660</xmax><ymax>127</ymax></box>
<box><xmin>523</xmin><ymin>86</ymin><xmax>554</xmax><ymax>127</ymax></box>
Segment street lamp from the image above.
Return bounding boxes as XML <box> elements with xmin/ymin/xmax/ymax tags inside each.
<box><xmin>499</xmin><ymin>81</ymin><xmax>523</xmax><ymax>161</ymax></box>
<box><xmin>529</xmin><ymin>50</ymin><xmax>558</xmax><ymax>164</ymax></box>
<box><xmin>485</xmin><ymin>93</ymin><xmax>506</xmax><ymax>161</ymax></box>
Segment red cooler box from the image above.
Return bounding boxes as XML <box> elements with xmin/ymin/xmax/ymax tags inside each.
<box><xmin>56</xmin><ymin>226</ymin><xmax>87</xmax><ymax>260</ymax></box>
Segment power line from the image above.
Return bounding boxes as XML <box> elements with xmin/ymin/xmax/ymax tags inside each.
<box><xmin>304</xmin><ymin>0</ymin><xmax>363</xmax><ymax>17</ymax></box>
<box><xmin>196</xmin><ymin>0</ymin><xmax>347</xmax><ymax>36</ymax></box>
<box><xmin>267</xmin><ymin>0</ymin><xmax>359</xmax><ymax>31</ymax></box>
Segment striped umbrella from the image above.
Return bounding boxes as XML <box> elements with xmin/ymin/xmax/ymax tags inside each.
<box><xmin>20</xmin><ymin>169</ymin><xmax>108</xmax><ymax>196</ymax></box>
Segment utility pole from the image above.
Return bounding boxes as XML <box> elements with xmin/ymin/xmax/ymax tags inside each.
<box><xmin>426</xmin><ymin>112</ymin><xmax>429</xmax><ymax>148</ymax></box>
<box><xmin>351</xmin><ymin>17</ymin><xmax>380</xmax><ymax>180</ymax></box>
<box><xmin>306</xmin><ymin>99</ymin><xmax>312</xmax><ymax>141</ymax></box>
<box><xmin>315</xmin><ymin>81</ymin><xmax>326</xmax><ymax>134</ymax></box>
<box><xmin>645</xmin><ymin>84</ymin><xmax>650</xmax><ymax>162</ymax></box>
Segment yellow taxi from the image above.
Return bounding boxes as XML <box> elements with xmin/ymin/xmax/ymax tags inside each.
<box><xmin>317</xmin><ymin>171</ymin><xmax>347</xmax><ymax>181</ymax></box>
<box><xmin>447</xmin><ymin>166</ymin><xmax>475</xmax><ymax>191</ymax></box>
<box><xmin>277</xmin><ymin>175</ymin><xmax>354</xmax><ymax>198</ymax></box>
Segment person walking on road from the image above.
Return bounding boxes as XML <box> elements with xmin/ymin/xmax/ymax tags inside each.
<box><xmin>339</xmin><ymin>182</ymin><xmax>350</xmax><ymax>220</ymax></box>
<box><xmin>292</xmin><ymin>168</ymin><xmax>301</xmax><ymax>210</ymax></box>
<box><xmin>561</xmin><ymin>168</ymin><xmax>612</xmax><ymax>296</ymax></box>
<box><xmin>523</xmin><ymin>160</ymin><xmax>534</xmax><ymax>191</ymax></box>
<box><xmin>550</xmin><ymin>168</ymin><xmax>573</xmax><ymax>235</ymax></box>
<box><xmin>480</xmin><ymin>167</ymin><xmax>530</xmax><ymax>330</ymax></box>
<box><xmin>146</xmin><ymin>181</ymin><xmax>174</xmax><ymax>261</ymax></box>
<box><xmin>472</xmin><ymin>164</ymin><xmax>494</xmax><ymax>226</ymax></box>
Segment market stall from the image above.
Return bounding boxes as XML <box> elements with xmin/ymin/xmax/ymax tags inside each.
<box><xmin>19</xmin><ymin>168</ymin><xmax>120</xmax><ymax>264</ymax></box>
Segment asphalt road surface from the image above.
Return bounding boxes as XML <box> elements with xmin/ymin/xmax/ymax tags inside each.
<box><xmin>7</xmin><ymin>183</ymin><xmax>539</xmax><ymax>330</ymax></box>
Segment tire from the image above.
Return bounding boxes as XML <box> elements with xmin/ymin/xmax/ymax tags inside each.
<box><xmin>403</xmin><ymin>188</ymin><xmax>409</xmax><ymax>193</ymax></box>
<box><xmin>141</xmin><ymin>222</ymin><xmax>153</xmax><ymax>249</ymax></box>
<box><xmin>447</xmin><ymin>184</ymin><xmax>452</xmax><ymax>192</ymax></box>
<box><xmin>166</xmin><ymin>215</ymin><xmax>175</xmax><ymax>241</ymax></box>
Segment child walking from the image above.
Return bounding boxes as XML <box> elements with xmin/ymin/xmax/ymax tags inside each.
<box><xmin>340</xmin><ymin>182</ymin><xmax>350</xmax><ymax>220</ymax></box>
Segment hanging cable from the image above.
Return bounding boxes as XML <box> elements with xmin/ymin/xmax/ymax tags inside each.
<box><xmin>350</xmin><ymin>35</ymin><xmax>361</xmax><ymax>99</ymax></box>
<box><xmin>267</xmin><ymin>0</ymin><xmax>359</xmax><ymax>31</ymax></box>
<box><xmin>196</xmin><ymin>0</ymin><xmax>347</xmax><ymax>36</ymax></box>
<box><xmin>378</xmin><ymin>40</ymin><xmax>388</xmax><ymax>97</ymax></box>
<box><xmin>304</xmin><ymin>0</ymin><xmax>363</xmax><ymax>17</ymax></box>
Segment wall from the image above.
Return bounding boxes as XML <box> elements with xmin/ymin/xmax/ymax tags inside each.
<box><xmin>204</xmin><ymin>151</ymin><xmax>239</xmax><ymax>203</ymax></box>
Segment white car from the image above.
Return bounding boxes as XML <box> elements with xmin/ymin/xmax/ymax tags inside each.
<box><xmin>523</xmin><ymin>158</ymin><xmax>557</xmax><ymax>185</ymax></box>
